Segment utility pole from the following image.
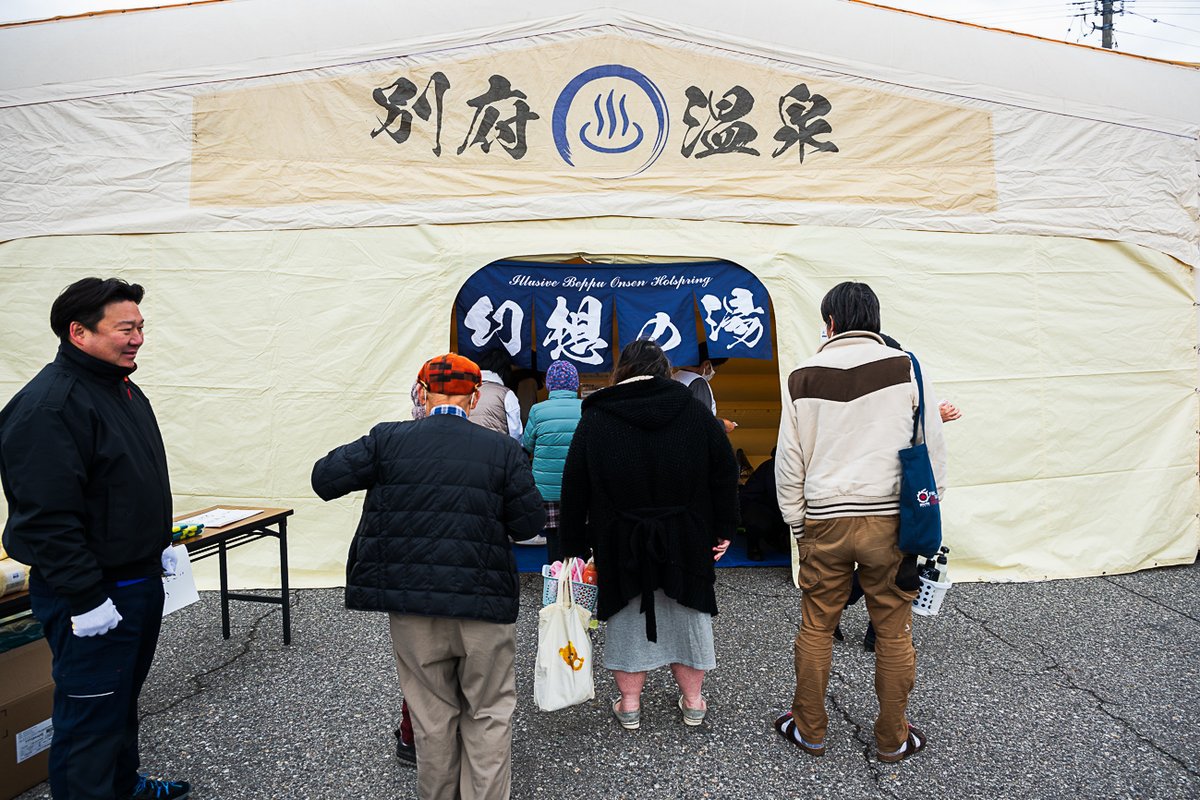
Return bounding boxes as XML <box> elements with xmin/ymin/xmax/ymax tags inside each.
<box><xmin>1090</xmin><ymin>0</ymin><xmax>1122</xmax><ymax>49</ymax></box>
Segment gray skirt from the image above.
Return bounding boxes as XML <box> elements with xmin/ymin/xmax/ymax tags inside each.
<box><xmin>602</xmin><ymin>590</ymin><xmax>716</xmax><ymax>672</ymax></box>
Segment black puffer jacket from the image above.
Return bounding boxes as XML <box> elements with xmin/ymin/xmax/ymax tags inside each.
<box><xmin>0</xmin><ymin>344</ymin><xmax>172</xmax><ymax>614</ymax></box>
<box><xmin>311</xmin><ymin>413</ymin><xmax>545</xmax><ymax>624</ymax></box>
<box><xmin>559</xmin><ymin>376</ymin><xmax>739</xmax><ymax>640</ymax></box>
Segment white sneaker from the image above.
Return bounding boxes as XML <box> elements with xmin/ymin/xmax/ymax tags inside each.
<box><xmin>511</xmin><ymin>535</ymin><xmax>547</xmax><ymax>546</ymax></box>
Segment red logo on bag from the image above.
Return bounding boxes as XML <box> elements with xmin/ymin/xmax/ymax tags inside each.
<box><xmin>916</xmin><ymin>488</ymin><xmax>940</xmax><ymax>508</ymax></box>
<box><xmin>559</xmin><ymin>641</ymin><xmax>585</xmax><ymax>671</ymax></box>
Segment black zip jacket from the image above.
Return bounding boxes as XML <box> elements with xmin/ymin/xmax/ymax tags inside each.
<box><xmin>0</xmin><ymin>344</ymin><xmax>172</xmax><ymax>614</ymax></box>
<box><xmin>311</xmin><ymin>413</ymin><xmax>545</xmax><ymax>624</ymax></box>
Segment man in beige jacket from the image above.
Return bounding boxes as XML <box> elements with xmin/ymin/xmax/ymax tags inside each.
<box><xmin>773</xmin><ymin>281</ymin><xmax>947</xmax><ymax>764</ymax></box>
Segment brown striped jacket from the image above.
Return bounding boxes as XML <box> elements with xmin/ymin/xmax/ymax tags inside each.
<box><xmin>774</xmin><ymin>331</ymin><xmax>948</xmax><ymax>530</ymax></box>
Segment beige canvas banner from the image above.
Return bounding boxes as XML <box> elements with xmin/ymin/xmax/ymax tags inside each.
<box><xmin>191</xmin><ymin>34</ymin><xmax>996</xmax><ymax>213</ymax></box>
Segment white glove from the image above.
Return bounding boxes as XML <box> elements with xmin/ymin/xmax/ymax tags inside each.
<box><xmin>161</xmin><ymin>545</ymin><xmax>179</xmax><ymax>576</ymax></box>
<box><xmin>71</xmin><ymin>598</ymin><xmax>122</xmax><ymax>637</ymax></box>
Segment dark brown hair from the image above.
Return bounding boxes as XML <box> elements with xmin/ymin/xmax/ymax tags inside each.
<box><xmin>612</xmin><ymin>339</ymin><xmax>671</xmax><ymax>384</ymax></box>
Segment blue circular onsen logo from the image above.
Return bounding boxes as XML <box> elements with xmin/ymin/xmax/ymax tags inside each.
<box><xmin>552</xmin><ymin>65</ymin><xmax>669</xmax><ymax>178</ymax></box>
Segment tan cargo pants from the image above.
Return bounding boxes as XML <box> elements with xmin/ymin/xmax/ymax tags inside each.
<box><xmin>792</xmin><ymin>515</ymin><xmax>920</xmax><ymax>752</ymax></box>
<box><xmin>389</xmin><ymin>614</ymin><xmax>517</xmax><ymax>800</ymax></box>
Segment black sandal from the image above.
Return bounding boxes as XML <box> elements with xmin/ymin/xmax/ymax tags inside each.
<box><xmin>773</xmin><ymin>711</ymin><xmax>825</xmax><ymax>757</ymax></box>
<box><xmin>877</xmin><ymin>723</ymin><xmax>927</xmax><ymax>763</ymax></box>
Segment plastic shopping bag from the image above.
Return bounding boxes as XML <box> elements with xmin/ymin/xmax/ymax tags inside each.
<box><xmin>534</xmin><ymin>567</ymin><xmax>595</xmax><ymax>711</ymax></box>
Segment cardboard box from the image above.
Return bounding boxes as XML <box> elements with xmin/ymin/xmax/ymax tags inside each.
<box><xmin>0</xmin><ymin>638</ymin><xmax>53</xmax><ymax>800</ymax></box>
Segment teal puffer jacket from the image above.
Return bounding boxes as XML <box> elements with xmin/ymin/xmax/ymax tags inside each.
<box><xmin>522</xmin><ymin>390</ymin><xmax>583</xmax><ymax>501</ymax></box>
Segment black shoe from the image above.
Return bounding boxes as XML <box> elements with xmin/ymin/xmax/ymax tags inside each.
<box><xmin>395</xmin><ymin>733</ymin><xmax>417</xmax><ymax>766</ymax></box>
<box><xmin>863</xmin><ymin>624</ymin><xmax>876</xmax><ymax>652</ymax></box>
<box><xmin>127</xmin><ymin>775</ymin><xmax>191</xmax><ymax>799</ymax></box>
<box><xmin>747</xmin><ymin>541</ymin><xmax>763</xmax><ymax>561</ymax></box>
<box><xmin>832</xmin><ymin>623</ymin><xmax>844</xmax><ymax>642</ymax></box>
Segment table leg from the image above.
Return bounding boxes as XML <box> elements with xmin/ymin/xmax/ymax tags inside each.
<box><xmin>219</xmin><ymin>538</ymin><xmax>230</xmax><ymax>640</ymax></box>
<box><xmin>279</xmin><ymin>519</ymin><xmax>291</xmax><ymax>645</ymax></box>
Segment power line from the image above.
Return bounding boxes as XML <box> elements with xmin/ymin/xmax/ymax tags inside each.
<box><xmin>973</xmin><ymin>15</ymin><xmax>1087</xmax><ymax>25</ymax></box>
<box><xmin>970</xmin><ymin>2</ymin><xmax>1081</xmax><ymax>10</ymax></box>
<box><xmin>973</xmin><ymin>10</ymin><xmax>1085</xmax><ymax>18</ymax></box>
<box><xmin>1118</xmin><ymin>28</ymin><xmax>1200</xmax><ymax>45</ymax></box>
<box><xmin>1130</xmin><ymin>6</ymin><xmax>1200</xmax><ymax>12</ymax></box>
<box><xmin>1129</xmin><ymin>9</ymin><xmax>1200</xmax><ymax>29</ymax></box>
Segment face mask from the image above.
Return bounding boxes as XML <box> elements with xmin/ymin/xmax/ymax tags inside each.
<box><xmin>701</xmin><ymin>364</ymin><xmax>716</xmax><ymax>382</ymax></box>
<box><xmin>819</xmin><ymin>328</ymin><xmax>829</xmax><ymax>343</ymax></box>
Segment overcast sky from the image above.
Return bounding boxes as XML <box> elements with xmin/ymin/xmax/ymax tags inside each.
<box><xmin>878</xmin><ymin>0</ymin><xmax>1200</xmax><ymax>61</ymax></box>
<box><xmin>1</xmin><ymin>0</ymin><xmax>1197</xmax><ymax>62</ymax></box>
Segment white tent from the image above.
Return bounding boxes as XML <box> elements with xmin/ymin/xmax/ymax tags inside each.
<box><xmin>1</xmin><ymin>0</ymin><xmax>1197</xmax><ymax>587</ymax></box>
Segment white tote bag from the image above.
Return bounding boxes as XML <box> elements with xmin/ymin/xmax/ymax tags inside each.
<box><xmin>534</xmin><ymin>567</ymin><xmax>595</xmax><ymax>711</ymax></box>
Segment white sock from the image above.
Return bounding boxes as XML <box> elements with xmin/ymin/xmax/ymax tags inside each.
<box><xmin>880</xmin><ymin>729</ymin><xmax>922</xmax><ymax>756</ymax></box>
<box><xmin>789</xmin><ymin>724</ymin><xmax>824</xmax><ymax>749</ymax></box>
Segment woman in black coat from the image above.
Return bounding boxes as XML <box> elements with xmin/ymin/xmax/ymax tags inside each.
<box><xmin>560</xmin><ymin>339</ymin><xmax>739</xmax><ymax>730</ymax></box>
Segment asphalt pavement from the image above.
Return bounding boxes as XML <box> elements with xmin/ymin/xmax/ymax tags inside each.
<box><xmin>17</xmin><ymin>559</ymin><xmax>1200</xmax><ymax>800</ymax></box>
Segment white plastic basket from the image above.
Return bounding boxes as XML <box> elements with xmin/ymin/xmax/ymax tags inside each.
<box><xmin>912</xmin><ymin>575</ymin><xmax>951</xmax><ymax>617</ymax></box>
<box><xmin>541</xmin><ymin>565</ymin><xmax>599</xmax><ymax>614</ymax></box>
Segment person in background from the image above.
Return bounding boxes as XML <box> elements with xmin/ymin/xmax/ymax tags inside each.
<box><xmin>312</xmin><ymin>353</ymin><xmax>544</xmax><ymax>800</ymax></box>
<box><xmin>522</xmin><ymin>360</ymin><xmax>583</xmax><ymax>564</ymax></box>
<box><xmin>388</xmin><ymin>380</ymin><xmax>430</xmax><ymax>766</ymax></box>
<box><xmin>774</xmin><ymin>281</ymin><xmax>947</xmax><ymax>763</ymax></box>
<box><xmin>0</xmin><ymin>277</ymin><xmax>190</xmax><ymax>800</ymax></box>
<box><xmin>473</xmin><ymin>347</ymin><xmax>523</xmax><ymax>441</ymax></box>
<box><xmin>560</xmin><ymin>339</ymin><xmax>739</xmax><ymax>731</ymax></box>
<box><xmin>673</xmin><ymin>341</ymin><xmax>737</xmax><ymax>434</ymax></box>
<box><xmin>738</xmin><ymin>447</ymin><xmax>790</xmax><ymax>561</ymax></box>
<box><xmin>472</xmin><ymin>349</ymin><xmax>541</xmax><ymax>545</ymax></box>
<box><xmin>410</xmin><ymin>379</ymin><xmax>429</xmax><ymax>421</ymax></box>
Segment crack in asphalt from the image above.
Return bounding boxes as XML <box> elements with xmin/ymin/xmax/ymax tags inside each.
<box><xmin>768</xmin><ymin>587</ymin><xmax>903</xmax><ymax>789</ymax></box>
<box><xmin>1101</xmin><ymin>575</ymin><xmax>1200</xmax><ymax>625</ymax></box>
<box><xmin>772</xmin><ymin>622</ymin><xmax>904</xmax><ymax>793</ymax></box>
<box><xmin>830</xmin><ymin>671</ymin><xmax>902</xmax><ymax>796</ymax></box>
<box><xmin>140</xmin><ymin>591</ymin><xmax>298</xmax><ymax>719</ymax></box>
<box><xmin>954</xmin><ymin>603</ymin><xmax>1199</xmax><ymax>780</ymax></box>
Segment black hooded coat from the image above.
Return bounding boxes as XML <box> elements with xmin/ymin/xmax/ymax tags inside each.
<box><xmin>559</xmin><ymin>376</ymin><xmax>739</xmax><ymax>641</ymax></box>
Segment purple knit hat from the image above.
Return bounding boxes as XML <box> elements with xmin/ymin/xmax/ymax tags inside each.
<box><xmin>545</xmin><ymin>360</ymin><xmax>580</xmax><ymax>392</ymax></box>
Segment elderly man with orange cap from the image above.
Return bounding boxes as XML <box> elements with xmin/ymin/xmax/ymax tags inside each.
<box><xmin>312</xmin><ymin>353</ymin><xmax>545</xmax><ymax>800</ymax></box>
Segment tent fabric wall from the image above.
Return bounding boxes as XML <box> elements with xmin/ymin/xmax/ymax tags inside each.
<box><xmin>0</xmin><ymin>18</ymin><xmax>1197</xmax><ymax>267</ymax></box>
<box><xmin>0</xmin><ymin>2</ymin><xmax>1197</xmax><ymax>591</ymax></box>
<box><xmin>0</xmin><ymin>219</ymin><xmax>1194</xmax><ymax>589</ymax></box>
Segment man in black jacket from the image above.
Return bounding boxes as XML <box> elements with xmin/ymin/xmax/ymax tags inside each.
<box><xmin>0</xmin><ymin>278</ymin><xmax>190</xmax><ymax>800</ymax></box>
<box><xmin>312</xmin><ymin>353</ymin><xmax>544</xmax><ymax>800</ymax></box>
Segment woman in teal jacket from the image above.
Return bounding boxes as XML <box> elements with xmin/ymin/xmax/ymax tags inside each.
<box><xmin>522</xmin><ymin>360</ymin><xmax>583</xmax><ymax>563</ymax></box>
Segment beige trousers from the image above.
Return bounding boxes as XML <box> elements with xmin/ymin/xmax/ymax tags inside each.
<box><xmin>791</xmin><ymin>515</ymin><xmax>920</xmax><ymax>751</ymax></box>
<box><xmin>388</xmin><ymin>614</ymin><xmax>517</xmax><ymax>800</ymax></box>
